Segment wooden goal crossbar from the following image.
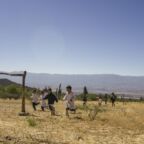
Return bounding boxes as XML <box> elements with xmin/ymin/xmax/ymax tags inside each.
<box><xmin>0</xmin><ymin>71</ymin><xmax>27</xmax><ymax>115</ymax></box>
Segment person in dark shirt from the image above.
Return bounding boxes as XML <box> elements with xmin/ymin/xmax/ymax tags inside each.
<box><xmin>111</xmin><ymin>92</ymin><xmax>117</xmax><ymax>107</ymax></box>
<box><xmin>104</xmin><ymin>94</ymin><xmax>108</xmax><ymax>105</ymax></box>
<box><xmin>83</xmin><ymin>86</ymin><xmax>88</xmax><ymax>106</ymax></box>
<box><xmin>44</xmin><ymin>88</ymin><xmax>58</xmax><ymax>115</ymax></box>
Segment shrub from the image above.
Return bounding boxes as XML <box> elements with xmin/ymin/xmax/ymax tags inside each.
<box><xmin>27</xmin><ymin>117</ymin><xmax>37</xmax><ymax>127</ymax></box>
<box><xmin>6</xmin><ymin>85</ymin><xmax>20</xmax><ymax>94</ymax></box>
<box><xmin>88</xmin><ymin>106</ymin><xmax>100</xmax><ymax>121</ymax></box>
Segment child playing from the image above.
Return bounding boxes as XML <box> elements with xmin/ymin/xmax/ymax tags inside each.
<box><xmin>44</xmin><ymin>88</ymin><xmax>58</xmax><ymax>115</ymax></box>
<box><xmin>98</xmin><ymin>96</ymin><xmax>102</xmax><ymax>106</ymax></box>
<box><xmin>41</xmin><ymin>90</ymin><xmax>47</xmax><ymax>111</ymax></box>
<box><xmin>63</xmin><ymin>85</ymin><xmax>76</xmax><ymax>117</ymax></box>
<box><xmin>83</xmin><ymin>86</ymin><xmax>88</xmax><ymax>106</ymax></box>
<box><xmin>111</xmin><ymin>92</ymin><xmax>117</xmax><ymax>107</ymax></box>
<box><xmin>31</xmin><ymin>89</ymin><xmax>39</xmax><ymax>111</ymax></box>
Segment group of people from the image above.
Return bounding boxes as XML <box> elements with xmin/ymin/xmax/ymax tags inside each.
<box><xmin>82</xmin><ymin>92</ymin><xmax>117</xmax><ymax>107</ymax></box>
<box><xmin>31</xmin><ymin>85</ymin><xmax>76</xmax><ymax>117</ymax></box>
<box><xmin>31</xmin><ymin>85</ymin><xmax>117</xmax><ymax>117</ymax></box>
<box><xmin>97</xmin><ymin>92</ymin><xmax>117</xmax><ymax>107</ymax></box>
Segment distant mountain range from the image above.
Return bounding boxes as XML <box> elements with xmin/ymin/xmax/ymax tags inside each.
<box><xmin>0</xmin><ymin>73</ymin><xmax>144</xmax><ymax>97</ymax></box>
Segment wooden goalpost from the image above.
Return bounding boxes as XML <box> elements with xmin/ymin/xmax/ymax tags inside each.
<box><xmin>0</xmin><ymin>71</ymin><xmax>28</xmax><ymax>115</ymax></box>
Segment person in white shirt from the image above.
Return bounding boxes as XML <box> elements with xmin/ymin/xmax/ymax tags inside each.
<box><xmin>98</xmin><ymin>96</ymin><xmax>102</xmax><ymax>106</ymax></box>
<box><xmin>41</xmin><ymin>90</ymin><xmax>47</xmax><ymax>111</ymax></box>
<box><xmin>63</xmin><ymin>85</ymin><xmax>76</xmax><ymax>117</ymax></box>
<box><xmin>31</xmin><ymin>89</ymin><xmax>40</xmax><ymax>111</ymax></box>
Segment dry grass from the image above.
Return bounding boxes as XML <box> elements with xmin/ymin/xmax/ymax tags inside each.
<box><xmin>0</xmin><ymin>99</ymin><xmax>144</xmax><ymax>144</ymax></box>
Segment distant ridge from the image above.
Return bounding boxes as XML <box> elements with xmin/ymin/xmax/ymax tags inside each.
<box><xmin>0</xmin><ymin>73</ymin><xmax>144</xmax><ymax>97</ymax></box>
<box><xmin>0</xmin><ymin>79</ymin><xmax>19</xmax><ymax>86</ymax></box>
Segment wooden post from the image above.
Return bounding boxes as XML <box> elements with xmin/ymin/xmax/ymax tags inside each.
<box><xmin>19</xmin><ymin>71</ymin><xmax>29</xmax><ymax>116</ymax></box>
<box><xmin>21</xmin><ymin>71</ymin><xmax>26</xmax><ymax>113</ymax></box>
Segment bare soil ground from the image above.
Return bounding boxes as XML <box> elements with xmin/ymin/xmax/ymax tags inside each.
<box><xmin>0</xmin><ymin>99</ymin><xmax>144</xmax><ymax>144</ymax></box>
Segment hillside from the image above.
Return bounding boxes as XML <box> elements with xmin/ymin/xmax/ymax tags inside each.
<box><xmin>0</xmin><ymin>78</ymin><xmax>19</xmax><ymax>86</ymax></box>
<box><xmin>0</xmin><ymin>78</ymin><xmax>33</xmax><ymax>99</ymax></box>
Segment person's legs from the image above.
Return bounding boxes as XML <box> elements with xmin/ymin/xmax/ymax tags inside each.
<box><xmin>112</xmin><ymin>101</ymin><xmax>115</xmax><ymax>107</ymax></box>
<box><xmin>83</xmin><ymin>101</ymin><xmax>86</xmax><ymax>106</ymax></box>
<box><xmin>74</xmin><ymin>108</ymin><xmax>76</xmax><ymax>113</ymax></box>
<box><xmin>83</xmin><ymin>101</ymin><xmax>85</xmax><ymax>106</ymax></box>
<box><xmin>83</xmin><ymin>100</ymin><xmax>87</xmax><ymax>106</ymax></box>
<box><xmin>113</xmin><ymin>101</ymin><xmax>115</xmax><ymax>107</ymax></box>
<box><xmin>66</xmin><ymin>108</ymin><xmax>69</xmax><ymax>117</ymax></box>
<box><xmin>32</xmin><ymin>102</ymin><xmax>36</xmax><ymax>111</ymax></box>
<box><xmin>52</xmin><ymin>106</ymin><xmax>56</xmax><ymax>115</ymax></box>
<box><xmin>49</xmin><ymin>105</ymin><xmax>55</xmax><ymax>116</ymax></box>
<box><xmin>41</xmin><ymin>106</ymin><xmax>44</xmax><ymax>111</ymax></box>
<box><xmin>71</xmin><ymin>108</ymin><xmax>76</xmax><ymax>114</ymax></box>
<box><xmin>105</xmin><ymin>100</ymin><xmax>107</xmax><ymax>105</ymax></box>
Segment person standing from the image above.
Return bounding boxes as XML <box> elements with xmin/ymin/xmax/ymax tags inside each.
<box><xmin>63</xmin><ymin>85</ymin><xmax>76</xmax><ymax>117</ymax></box>
<box><xmin>104</xmin><ymin>94</ymin><xmax>108</xmax><ymax>105</ymax></box>
<box><xmin>98</xmin><ymin>96</ymin><xmax>102</xmax><ymax>106</ymax></box>
<box><xmin>111</xmin><ymin>92</ymin><xmax>117</xmax><ymax>107</ymax></box>
<box><xmin>83</xmin><ymin>86</ymin><xmax>88</xmax><ymax>106</ymax></box>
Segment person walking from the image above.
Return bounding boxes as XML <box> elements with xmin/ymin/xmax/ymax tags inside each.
<box><xmin>111</xmin><ymin>92</ymin><xmax>117</xmax><ymax>107</ymax></box>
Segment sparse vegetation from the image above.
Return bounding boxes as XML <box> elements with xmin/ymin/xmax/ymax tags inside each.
<box><xmin>27</xmin><ymin>117</ymin><xmax>37</xmax><ymax>127</ymax></box>
<box><xmin>88</xmin><ymin>106</ymin><xmax>100</xmax><ymax>121</ymax></box>
<box><xmin>0</xmin><ymin>84</ymin><xmax>32</xmax><ymax>99</ymax></box>
<box><xmin>0</xmin><ymin>81</ymin><xmax>144</xmax><ymax>143</ymax></box>
<box><xmin>0</xmin><ymin>99</ymin><xmax>144</xmax><ymax>144</ymax></box>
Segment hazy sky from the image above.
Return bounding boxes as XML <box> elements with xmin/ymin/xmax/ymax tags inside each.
<box><xmin>0</xmin><ymin>0</ymin><xmax>144</xmax><ymax>75</ymax></box>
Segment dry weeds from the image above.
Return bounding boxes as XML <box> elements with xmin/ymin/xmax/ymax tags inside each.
<box><xmin>0</xmin><ymin>99</ymin><xmax>144</xmax><ymax>144</ymax></box>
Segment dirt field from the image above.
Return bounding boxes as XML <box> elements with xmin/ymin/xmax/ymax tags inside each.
<box><xmin>0</xmin><ymin>99</ymin><xmax>144</xmax><ymax>144</ymax></box>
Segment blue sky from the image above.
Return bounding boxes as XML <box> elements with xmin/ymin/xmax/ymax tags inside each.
<box><xmin>0</xmin><ymin>0</ymin><xmax>144</xmax><ymax>75</ymax></box>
